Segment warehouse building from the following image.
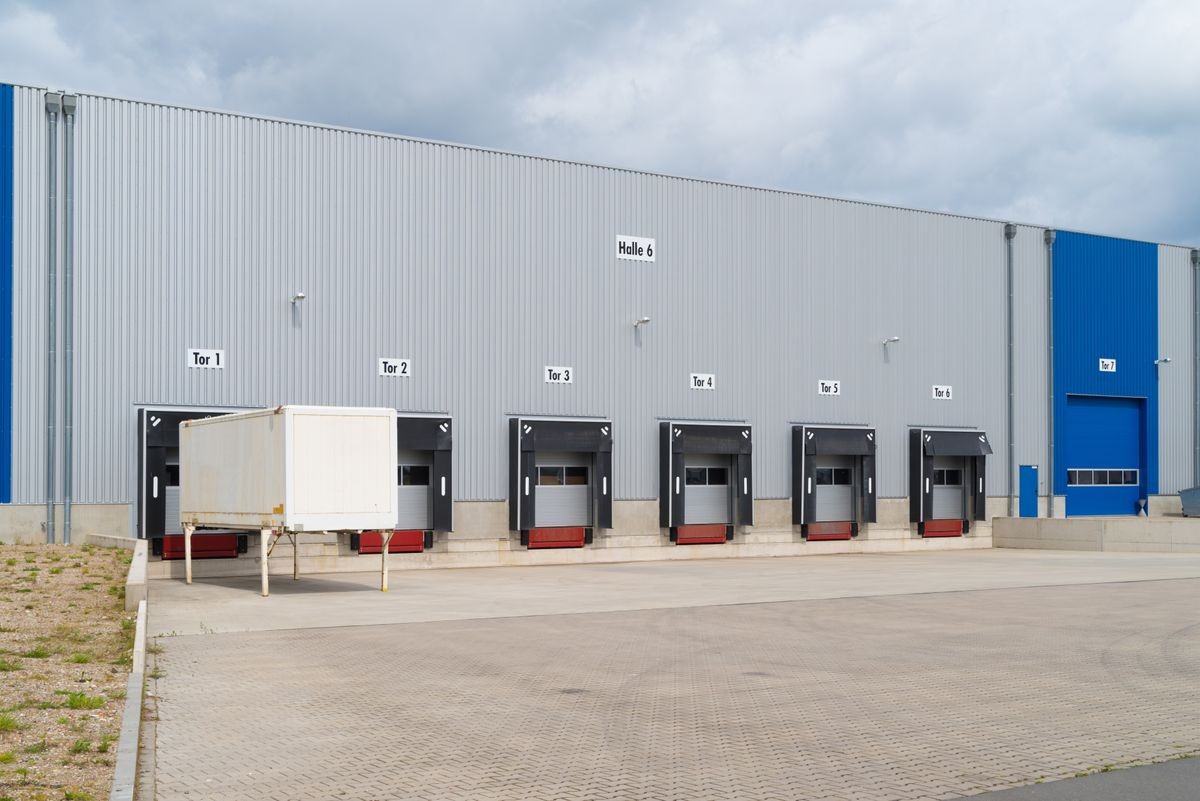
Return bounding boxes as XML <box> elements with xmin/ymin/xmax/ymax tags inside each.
<box><xmin>0</xmin><ymin>81</ymin><xmax>1196</xmax><ymax>570</ymax></box>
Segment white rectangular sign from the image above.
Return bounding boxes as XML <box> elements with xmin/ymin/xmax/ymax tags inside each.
<box><xmin>187</xmin><ymin>348</ymin><xmax>225</xmax><ymax>369</ymax></box>
<box><xmin>1099</xmin><ymin>358</ymin><xmax>1116</xmax><ymax>372</ymax></box>
<box><xmin>817</xmin><ymin>379</ymin><xmax>841</xmax><ymax>396</ymax></box>
<box><xmin>378</xmin><ymin>358</ymin><xmax>411</xmax><ymax>377</ymax></box>
<box><xmin>932</xmin><ymin>384</ymin><xmax>953</xmax><ymax>400</ymax></box>
<box><xmin>545</xmin><ymin>365</ymin><xmax>574</xmax><ymax>384</ymax></box>
<box><xmin>690</xmin><ymin>373</ymin><xmax>715</xmax><ymax>390</ymax></box>
<box><xmin>616</xmin><ymin>235</ymin><xmax>655</xmax><ymax>262</ymax></box>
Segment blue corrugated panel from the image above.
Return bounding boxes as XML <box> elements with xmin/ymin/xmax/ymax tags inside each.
<box><xmin>1052</xmin><ymin>231</ymin><xmax>1158</xmax><ymax>514</ymax></box>
<box><xmin>0</xmin><ymin>83</ymin><xmax>12</xmax><ymax>503</ymax></box>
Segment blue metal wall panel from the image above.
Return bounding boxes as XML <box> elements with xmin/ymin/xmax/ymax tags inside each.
<box><xmin>1052</xmin><ymin>231</ymin><xmax>1158</xmax><ymax>511</ymax></box>
<box><xmin>0</xmin><ymin>83</ymin><xmax>13</xmax><ymax>503</ymax></box>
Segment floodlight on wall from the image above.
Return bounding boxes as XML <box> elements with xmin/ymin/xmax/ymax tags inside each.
<box><xmin>290</xmin><ymin>292</ymin><xmax>306</xmax><ymax>304</ymax></box>
<box><xmin>634</xmin><ymin>316</ymin><xmax>652</xmax><ymax>328</ymax></box>
<box><xmin>882</xmin><ymin>336</ymin><xmax>900</xmax><ymax>346</ymax></box>
<box><xmin>1155</xmin><ymin>357</ymin><xmax>1172</xmax><ymax>365</ymax></box>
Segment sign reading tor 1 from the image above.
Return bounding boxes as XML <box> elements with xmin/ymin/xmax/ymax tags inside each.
<box><xmin>187</xmin><ymin>348</ymin><xmax>225</xmax><ymax>369</ymax></box>
<box><xmin>616</xmin><ymin>235</ymin><xmax>655</xmax><ymax>262</ymax></box>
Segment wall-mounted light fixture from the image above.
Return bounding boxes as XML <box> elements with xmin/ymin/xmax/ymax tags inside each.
<box><xmin>882</xmin><ymin>336</ymin><xmax>900</xmax><ymax>346</ymax></box>
<box><xmin>1155</xmin><ymin>356</ymin><xmax>1172</xmax><ymax>365</ymax></box>
<box><xmin>634</xmin><ymin>316</ymin><xmax>652</xmax><ymax>328</ymax></box>
<box><xmin>290</xmin><ymin>291</ymin><xmax>307</xmax><ymax>304</ymax></box>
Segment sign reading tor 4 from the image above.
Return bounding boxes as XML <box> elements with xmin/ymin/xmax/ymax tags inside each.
<box><xmin>616</xmin><ymin>235</ymin><xmax>655</xmax><ymax>262</ymax></box>
<box><xmin>690</xmin><ymin>373</ymin><xmax>715</xmax><ymax>390</ymax></box>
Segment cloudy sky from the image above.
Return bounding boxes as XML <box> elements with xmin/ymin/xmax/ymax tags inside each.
<box><xmin>2</xmin><ymin>0</ymin><xmax>1197</xmax><ymax>245</ymax></box>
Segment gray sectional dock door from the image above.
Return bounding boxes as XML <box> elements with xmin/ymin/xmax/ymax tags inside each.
<box><xmin>396</xmin><ymin>449</ymin><xmax>433</xmax><ymax>531</ymax></box>
<box><xmin>533</xmin><ymin>452</ymin><xmax>592</xmax><ymax>528</ymax></box>
<box><xmin>814</xmin><ymin>455</ymin><xmax>855</xmax><ymax>522</ymax></box>
<box><xmin>681</xmin><ymin>454</ymin><xmax>731</xmax><ymax>524</ymax></box>
<box><xmin>931</xmin><ymin>456</ymin><xmax>966</xmax><ymax>521</ymax></box>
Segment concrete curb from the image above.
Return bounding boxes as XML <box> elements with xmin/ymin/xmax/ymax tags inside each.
<box><xmin>110</xmin><ymin>598</ymin><xmax>147</xmax><ymax>801</ymax></box>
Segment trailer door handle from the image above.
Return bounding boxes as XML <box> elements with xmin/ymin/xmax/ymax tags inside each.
<box><xmin>152</xmin><ymin>477</ymin><xmax>158</xmax><ymax>499</ymax></box>
<box><xmin>440</xmin><ymin>476</ymin><xmax>446</xmax><ymax>497</ymax></box>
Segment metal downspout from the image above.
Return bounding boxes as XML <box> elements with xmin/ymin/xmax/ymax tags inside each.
<box><xmin>1005</xmin><ymin>224</ymin><xmax>1016</xmax><ymax>516</ymax></box>
<box><xmin>62</xmin><ymin>94</ymin><xmax>76</xmax><ymax>545</ymax></box>
<box><xmin>1045</xmin><ymin>229</ymin><xmax>1056</xmax><ymax>518</ymax></box>
<box><xmin>1193</xmin><ymin>248</ymin><xmax>1200</xmax><ymax>486</ymax></box>
<box><xmin>44</xmin><ymin>91</ymin><xmax>60</xmax><ymax>544</ymax></box>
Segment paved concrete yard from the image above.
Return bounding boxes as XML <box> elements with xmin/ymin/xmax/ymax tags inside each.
<box><xmin>145</xmin><ymin>551</ymin><xmax>1200</xmax><ymax>801</ymax></box>
<box><xmin>147</xmin><ymin>548</ymin><xmax>1200</xmax><ymax>636</ymax></box>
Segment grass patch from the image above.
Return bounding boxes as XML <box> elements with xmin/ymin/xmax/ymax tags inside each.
<box><xmin>64</xmin><ymin>791</ymin><xmax>93</xmax><ymax>801</ymax></box>
<box><xmin>21</xmin><ymin>646</ymin><xmax>51</xmax><ymax>659</ymax></box>
<box><xmin>146</xmin><ymin>642</ymin><xmax>164</xmax><ymax>655</ymax></box>
<box><xmin>4</xmin><ymin>558</ymin><xmax>16</xmax><ymax>566</ymax></box>
<box><xmin>0</xmin><ymin>713</ymin><xmax>22</xmax><ymax>732</ymax></box>
<box><xmin>22</xmin><ymin>737</ymin><xmax>48</xmax><ymax>754</ymax></box>
<box><xmin>0</xmin><ymin>751</ymin><xmax>13</xmax><ymax>763</ymax></box>
<box><xmin>78</xmin><ymin>584</ymin><xmax>95</xmax><ymax>591</ymax></box>
<box><xmin>68</xmin><ymin>653</ymin><xmax>91</xmax><ymax>664</ymax></box>
<box><xmin>96</xmin><ymin>735</ymin><xmax>115</xmax><ymax>754</ymax></box>
<box><xmin>0</xmin><ymin>659</ymin><xmax>21</xmax><ymax>672</ymax></box>
<box><xmin>49</xmin><ymin>566</ymin><xmax>63</xmax><ymax>575</ymax></box>
<box><xmin>69</xmin><ymin>739</ymin><xmax>91</xmax><ymax>754</ymax></box>
<box><xmin>64</xmin><ymin>693</ymin><xmax>104</xmax><ymax>710</ymax></box>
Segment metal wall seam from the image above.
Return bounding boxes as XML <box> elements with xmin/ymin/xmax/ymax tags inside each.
<box><xmin>0</xmin><ymin>84</ymin><xmax>12</xmax><ymax>503</ymax></box>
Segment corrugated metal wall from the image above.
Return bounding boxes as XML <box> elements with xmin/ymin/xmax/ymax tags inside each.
<box><xmin>1012</xmin><ymin>225</ymin><xmax>1050</xmax><ymax>495</ymax></box>
<box><xmin>6</xmin><ymin>84</ymin><xmax>1192</xmax><ymax>508</ymax></box>
<box><xmin>1158</xmin><ymin>244</ymin><xmax>1194</xmax><ymax>492</ymax></box>
<box><xmin>1052</xmin><ymin>231</ymin><xmax>1159</xmax><ymax>496</ymax></box>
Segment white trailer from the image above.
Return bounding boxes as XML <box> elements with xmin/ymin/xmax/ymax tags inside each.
<box><xmin>179</xmin><ymin>405</ymin><xmax>398</xmax><ymax>595</ymax></box>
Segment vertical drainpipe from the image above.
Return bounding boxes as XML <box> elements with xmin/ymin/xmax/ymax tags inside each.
<box><xmin>1193</xmin><ymin>248</ymin><xmax>1200</xmax><ymax>487</ymax></box>
<box><xmin>44</xmin><ymin>91</ymin><xmax>61</xmax><ymax>544</ymax></box>
<box><xmin>1044</xmin><ymin>229</ymin><xmax>1056</xmax><ymax>518</ymax></box>
<box><xmin>62</xmin><ymin>94</ymin><xmax>76</xmax><ymax>545</ymax></box>
<box><xmin>1005</xmin><ymin>224</ymin><xmax>1016</xmax><ymax>516</ymax></box>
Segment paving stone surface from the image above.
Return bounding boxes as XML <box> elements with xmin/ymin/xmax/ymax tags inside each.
<box><xmin>148</xmin><ymin>576</ymin><xmax>1200</xmax><ymax>800</ymax></box>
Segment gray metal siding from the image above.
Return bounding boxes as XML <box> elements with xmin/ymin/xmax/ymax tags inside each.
<box><xmin>1158</xmin><ymin>245</ymin><xmax>1194</xmax><ymax>492</ymax></box>
<box><xmin>5</xmin><ymin>84</ymin><xmax>1188</xmax><ymax>510</ymax></box>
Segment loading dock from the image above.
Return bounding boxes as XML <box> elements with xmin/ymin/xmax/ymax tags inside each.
<box><xmin>137</xmin><ymin>406</ymin><xmax>246</xmax><ymax>558</ymax></box>
<box><xmin>660</xmin><ymin>422</ymin><xmax>753</xmax><ymax>544</ymax></box>
<box><xmin>509</xmin><ymin>418</ymin><xmax>613</xmax><ymax>549</ymax></box>
<box><xmin>909</xmin><ymin>428</ymin><xmax>992</xmax><ymax>536</ymax></box>
<box><xmin>792</xmin><ymin>426</ymin><xmax>877</xmax><ymax>540</ymax></box>
<box><xmin>356</xmin><ymin>415</ymin><xmax>453</xmax><ymax>553</ymax></box>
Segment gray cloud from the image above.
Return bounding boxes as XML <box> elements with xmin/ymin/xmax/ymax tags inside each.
<box><xmin>2</xmin><ymin>0</ymin><xmax>1197</xmax><ymax>244</ymax></box>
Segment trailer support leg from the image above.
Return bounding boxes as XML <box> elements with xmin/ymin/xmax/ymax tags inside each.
<box><xmin>183</xmin><ymin>523</ymin><xmax>194</xmax><ymax>585</ymax></box>
<box><xmin>380</xmin><ymin>529</ymin><xmax>394</xmax><ymax>592</ymax></box>
<box><xmin>288</xmin><ymin>532</ymin><xmax>298</xmax><ymax>580</ymax></box>
<box><xmin>260</xmin><ymin>527</ymin><xmax>271</xmax><ymax>597</ymax></box>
